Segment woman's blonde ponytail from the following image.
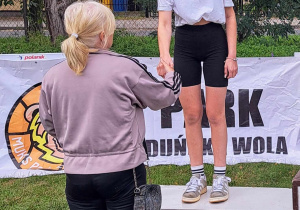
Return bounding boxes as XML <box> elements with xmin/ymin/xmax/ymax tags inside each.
<box><xmin>62</xmin><ymin>1</ymin><xmax>116</xmax><ymax>75</ymax></box>
<box><xmin>61</xmin><ymin>36</ymin><xmax>89</xmax><ymax>75</ymax></box>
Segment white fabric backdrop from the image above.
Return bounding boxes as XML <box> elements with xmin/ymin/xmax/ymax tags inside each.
<box><xmin>0</xmin><ymin>53</ymin><xmax>299</xmax><ymax>178</ymax></box>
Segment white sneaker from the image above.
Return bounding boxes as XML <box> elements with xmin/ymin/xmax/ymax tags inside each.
<box><xmin>182</xmin><ymin>174</ymin><xmax>207</xmax><ymax>203</ymax></box>
<box><xmin>209</xmin><ymin>174</ymin><xmax>231</xmax><ymax>203</ymax></box>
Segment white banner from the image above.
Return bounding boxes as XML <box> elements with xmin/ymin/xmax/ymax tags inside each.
<box><xmin>0</xmin><ymin>53</ymin><xmax>299</xmax><ymax>178</ymax></box>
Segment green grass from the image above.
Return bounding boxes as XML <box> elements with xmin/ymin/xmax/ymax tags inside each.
<box><xmin>1</xmin><ymin>33</ymin><xmax>300</xmax><ymax>57</ymax></box>
<box><xmin>0</xmin><ymin>163</ymin><xmax>299</xmax><ymax>209</ymax></box>
<box><xmin>0</xmin><ymin>33</ymin><xmax>300</xmax><ymax>209</ymax></box>
<box><xmin>0</xmin><ymin>174</ymin><xmax>67</xmax><ymax>210</ymax></box>
<box><xmin>149</xmin><ymin>163</ymin><xmax>299</xmax><ymax>188</ymax></box>
<box><xmin>237</xmin><ymin>35</ymin><xmax>300</xmax><ymax>57</ymax></box>
<box><xmin>0</xmin><ymin>34</ymin><xmax>65</xmax><ymax>54</ymax></box>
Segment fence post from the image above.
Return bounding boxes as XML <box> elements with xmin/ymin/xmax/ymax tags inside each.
<box><xmin>23</xmin><ymin>0</ymin><xmax>29</xmax><ymax>41</ymax></box>
<box><xmin>239</xmin><ymin>0</ymin><xmax>243</xmax><ymax>13</ymax></box>
<box><xmin>145</xmin><ymin>1</ymin><xmax>149</xmax><ymax>18</ymax></box>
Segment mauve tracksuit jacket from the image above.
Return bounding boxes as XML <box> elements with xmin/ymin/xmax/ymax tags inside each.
<box><xmin>39</xmin><ymin>50</ymin><xmax>181</xmax><ymax>174</ymax></box>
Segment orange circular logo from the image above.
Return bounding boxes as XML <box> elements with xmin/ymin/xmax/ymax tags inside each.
<box><xmin>5</xmin><ymin>83</ymin><xmax>64</xmax><ymax>171</ymax></box>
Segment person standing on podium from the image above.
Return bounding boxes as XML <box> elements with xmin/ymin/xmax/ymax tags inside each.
<box><xmin>157</xmin><ymin>0</ymin><xmax>238</xmax><ymax>204</ymax></box>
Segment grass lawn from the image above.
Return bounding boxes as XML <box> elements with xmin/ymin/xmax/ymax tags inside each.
<box><xmin>0</xmin><ymin>163</ymin><xmax>299</xmax><ymax>209</ymax></box>
<box><xmin>1</xmin><ymin>33</ymin><xmax>300</xmax><ymax>57</ymax></box>
<box><xmin>0</xmin><ymin>34</ymin><xmax>300</xmax><ymax>209</ymax></box>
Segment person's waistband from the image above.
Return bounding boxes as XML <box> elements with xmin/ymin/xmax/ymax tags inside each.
<box><xmin>176</xmin><ymin>22</ymin><xmax>222</xmax><ymax>31</ymax></box>
<box><xmin>63</xmin><ymin>146</ymin><xmax>147</xmax><ymax>174</ymax></box>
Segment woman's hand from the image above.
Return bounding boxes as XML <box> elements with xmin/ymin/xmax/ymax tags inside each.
<box><xmin>157</xmin><ymin>56</ymin><xmax>174</xmax><ymax>78</ymax></box>
<box><xmin>224</xmin><ymin>58</ymin><xmax>238</xmax><ymax>79</ymax></box>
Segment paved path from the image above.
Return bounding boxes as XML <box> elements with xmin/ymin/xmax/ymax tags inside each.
<box><xmin>161</xmin><ymin>185</ymin><xmax>293</xmax><ymax>210</ymax></box>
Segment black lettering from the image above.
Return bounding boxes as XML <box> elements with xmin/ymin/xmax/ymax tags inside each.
<box><xmin>146</xmin><ymin>140</ymin><xmax>158</xmax><ymax>157</ymax></box>
<box><xmin>160</xmin><ymin>139</ymin><xmax>172</xmax><ymax>156</ymax></box>
<box><xmin>174</xmin><ymin>138</ymin><xmax>187</xmax><ymax>156</ymax></box>
<box><xmin>232</xmin><ymin>137</ymin><xmax>252</xmax><ymax>155</ymax></box>
<box><xmin>239</xmin><ymin>89</ymin><xmax>264</xmax><ymax>127</ymax></box>
<box><xmin>276</xmin><ymin>136</ymin><xmax>288</xmax><ymax>154</ymax></box>
<box><xmin>203</xmin><ymin>138</ymin><xmax>213</xmax><ymax>155</ymax></box>
<box><xmin>253</xmin><ymin>136</ymin><xmax>265</xmax><ymax>154</ymax></box>
<box><xmin>267</xmin><ymin>137</ymin><xmax>275</xmax><ymax>153</ymax></box>
<box><xmin>225</xmin><ymin>89</ymin><xmax>235</xmax><ymax>127</ymax></box>
<box><xmin>161</xmin><ymin>99</ymin><xmax>182</xmax><ymax>128</ymax></box>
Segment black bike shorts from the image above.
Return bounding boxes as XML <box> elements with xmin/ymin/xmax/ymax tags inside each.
<box><xmin>174</xmin><ymin>22</ymin><xmax>228</xmax><ymax>87</ymax></box>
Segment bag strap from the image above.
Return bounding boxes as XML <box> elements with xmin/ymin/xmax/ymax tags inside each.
<box><xmin>133</xmin><ymin>167</ymin><xmax>140</xmax><ymax>194</ymax></box>
<box><xmin>132</xmin><ymin>139</ymin><xmax>152</xmax><ymax>192</ymax></box>
<box><xmin>142</xmin><ymin>139</ymin><xmax>153</xmax><ymax>184</ymax></box>
<box><xmin>142</xmin><ymin>139</ymin><xmax>149</xmax><ymax>160</ymax></box>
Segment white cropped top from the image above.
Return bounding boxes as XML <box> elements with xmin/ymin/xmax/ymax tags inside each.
<box><xmin>157</xmin><ymin>0</ymin><xmax>234</xmax><ymax>27</ymax></box>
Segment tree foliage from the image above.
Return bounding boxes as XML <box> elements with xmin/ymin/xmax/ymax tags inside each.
<box><xmin>2</xmin><ymin>0</ymin><xmax>299</xmax><ymax>42</ymax></box>
<box><xmin>0</xmin><ymin>0</ymin><xmax>14</xmax><ymax>7</ymax></box>
<box><xmin>28</xmin><ymin>0</ymin><xmax>44</xmax><ymax>32</ymax></box>
<box><xmin>234</xmin><ymin>0</ymin><xmax>300</xmax><ymax>42</ymax></box>
<box><xmin>0</xmin><ymin>0</ymin><xmax>44</xmax><ymax>33</ymax></box>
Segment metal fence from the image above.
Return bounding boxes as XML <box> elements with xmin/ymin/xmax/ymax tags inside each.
<box><xmin>0</xmin><ymin>1</ymin><xmax>298</xmax><ymax>39</ymax></box>
<box><xmin>0</xmin><ymin>0</ymin><xmax>158</xmax><ymax>38</ymax></box>
<box><xmin>0</xmin><ymin>0</ymin><xmax>27</xmax><ymax>38</ymax></box>
<box><xmin>101</xmin><ymin>0</ymin><xmax>159</xmax><ymax>36</ymax></box>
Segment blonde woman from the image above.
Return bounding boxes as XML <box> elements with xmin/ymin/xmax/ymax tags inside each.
<box><xmin>157</xmin><ymin>0</ymin><xmax>238</xmax><ymax>204</ymax></box>
<box><xmin>39</xmin><ymin>1</ymin><xmax>181</xmax><ymax>209</ymax></box>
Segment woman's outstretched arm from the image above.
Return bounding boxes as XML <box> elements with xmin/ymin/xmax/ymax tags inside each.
<box><xmin>157</xmin><ymin>11</ymin><xmax>173</xmax><ymax>78</ymax></box>
<box><xmin>224</xmin><ymin>7</ymin><xmax>238</xmax><ymax>79</ymax></box>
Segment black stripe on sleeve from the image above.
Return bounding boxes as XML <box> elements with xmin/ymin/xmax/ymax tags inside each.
<box><xmin>95</xmin><ymin>52</ymin><xmax>182</xmax><ymax>93</ymax></box>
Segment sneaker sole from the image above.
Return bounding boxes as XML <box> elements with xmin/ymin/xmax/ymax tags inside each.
<box><xmin>209</xmin><ymin>194</ymin><xmax>229</xmax><ymax>203</ymax></box>
<box><xmin>182</xmin><ymin>187</ymin><xmax>207</xmax><ymax>203</ymax></box>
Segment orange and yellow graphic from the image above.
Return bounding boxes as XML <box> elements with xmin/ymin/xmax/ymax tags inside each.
<box><xmin>5</xmin><ymin>83</ymin><xmax>64</xmax><ymax>171</ymax></box>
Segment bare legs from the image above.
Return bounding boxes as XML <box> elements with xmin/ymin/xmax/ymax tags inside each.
<box><xmin>179</xmin><ymin>85</ymin><xmax>227</xmax><ymax>167</ymax></box>
<box><xmin>206</xmin><ymin>86</ymin><xmax>227</xmax><ymax>167</ymax></box>
<box><xmin>180</xmin><ymin>85</ymin><xmax>204</xmax><ymax>166</ymax></box>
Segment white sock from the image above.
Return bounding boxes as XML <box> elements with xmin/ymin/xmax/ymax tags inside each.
<box><xmin>191</xmin><ymin>165</ymin><xmax>205</xmax><ymax>177</ymax></box>
<box><xmin>214</xmin><ymin>166</ymin><xmax>226</xmax><ymax>176</ymax></box>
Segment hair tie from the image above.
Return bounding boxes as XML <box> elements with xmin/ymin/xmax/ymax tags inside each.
<box><xmin>71</xmin><ymin>33</ymin><xmax>79</xmax><ymax>39</ymax></box>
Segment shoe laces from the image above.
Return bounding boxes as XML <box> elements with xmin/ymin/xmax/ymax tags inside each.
<box><xmin>212</xmin><ymin>176</ymin><xmax>231</xmax><ymax>192</ymax></box>
<box><xmin>185</xmin><ymin>176</ymin><xmax>204</xmax><ymax>192</ymax></box>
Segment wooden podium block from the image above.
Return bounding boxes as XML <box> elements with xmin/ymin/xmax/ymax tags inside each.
<box><xmin>293</xmin><ymin>170</ymin><xmax>300</xmax><ymax>210</ymax></box>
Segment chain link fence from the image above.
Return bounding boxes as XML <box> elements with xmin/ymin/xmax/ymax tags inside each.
<box><xmin>0</xmin><ymin>0</ymin><xmax>158</xmax><ymax>38</ymax></box>
<box><xmin>0</xmin><ymin>0</ymin><xmax>299</xmax><ymax>38</ymax></box>
<box><xmin>102</xmin><ymin>0</ymin><xmax>158</xmax><ymax>36</ymax></box>
<box><xmin>0</xmin><ymin>1</ymin><xmax>26</xmax><ymax>38</ymax></box>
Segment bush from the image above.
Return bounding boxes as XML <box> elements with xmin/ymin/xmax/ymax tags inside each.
<box><xmin>0</xmin><ymin>34</ymin><xmax>64</xmax><ymax>54</ymax></box>
<box><xmin>0</xmin><ymin>34</ymin><xmax>300</xmax><ymax>57</ymax></box>
<box><xmin>237</xmin><ymin>35</ymin><xmax>300</xmax><ymax>57</ymax></box>
<box><xmin>234</xmin><ymin>0</ymin><xmax>300</xmax><ymax>42</ymax></box>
